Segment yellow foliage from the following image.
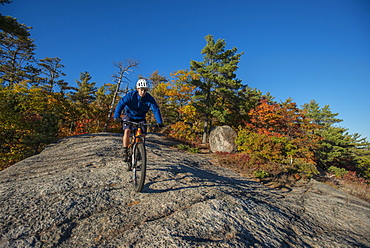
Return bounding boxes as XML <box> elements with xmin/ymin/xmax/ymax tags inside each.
<box><xmin>168</xmin><ymin>121</ymin><xmax>199</xmax><ymax>143</ymax></box>
<box><xmin>13</xmin><ymin>80</ymin><xmax>29</xmax><ymax>93</ymax></box>
<box><xmin>179</xmin><ymin>105</ymin><xmax>197</xmax><ymax>122</ymax></box>
<box><xmin>154</xmin><ymin>82</ymin><xmax>171</xmax><ymax>93</ymax></box>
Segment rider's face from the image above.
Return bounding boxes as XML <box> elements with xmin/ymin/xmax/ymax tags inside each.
<box><xmin>138</xmin><ymin>88</ymin><xmax>148</xmax><ymax>97</ymax></box>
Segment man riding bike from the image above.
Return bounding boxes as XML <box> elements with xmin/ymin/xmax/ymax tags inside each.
<box><xmin>114</xmin><ymin>79</ymin><xmax>163</xmax><ymax>161</ymax></box>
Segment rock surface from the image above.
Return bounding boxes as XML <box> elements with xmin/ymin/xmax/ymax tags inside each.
<box><xmin>209</xmin><ymin>126</ymin><xmax>237</xmax><ymax>153</ymax></box>
<box><xmin>0</xmin><ymin>132</ymin><xmax>369</xmax><ymax>248</ymax></box>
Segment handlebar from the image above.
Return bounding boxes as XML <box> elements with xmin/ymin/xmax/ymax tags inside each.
<box><xmin>121</xmin><ymin>120</ymin><xmax>160</xmax><ymax>128</ymax></box>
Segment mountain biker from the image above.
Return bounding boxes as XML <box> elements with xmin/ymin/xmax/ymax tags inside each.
<box><xmin>114</xmin><ymin>79</ymin><xmax>163</xmax><ymax>162</ymax></box>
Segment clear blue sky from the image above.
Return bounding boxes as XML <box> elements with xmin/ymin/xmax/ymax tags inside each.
<box><xmin>2</xmin><ymin>0</ymin><xmax>370</xmax><ymax>140</ymax></box>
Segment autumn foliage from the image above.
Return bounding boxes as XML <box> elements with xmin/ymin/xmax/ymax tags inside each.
<box><xmin>0</xmin><ymin>79</ymin><xmax>121</xmax><ymax>169</ymax></box>
<box><xmin>235</xmin><ymin>99</ymin><xmax>320</xmax><ymax>177</ymax></box>
<box><xmin>1</xmin><ymin>10</ymin><xmax>369</xmax><ymax>192</ymax></box>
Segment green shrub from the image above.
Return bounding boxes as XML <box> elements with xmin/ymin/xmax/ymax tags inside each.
<box><xmin>188</xmin><ymin>147</ymin><xmax>199</xmax><ymax>153</ymax></box>
<box><xmin>176</xmin><ymin>144</ymin><xmax>190</xmax><ymax>150</ymax></box>
<box><xmin>254</xmin><ymin>170</ymin><xmax>269</xmax><ymax>179</ymax></box>
<box><xmin>293</xmin><ymin>159</ymin><xmax>319</xmax><ymax>178</ymax></box>
<box><xmin>328</xmin><ymin>166</ymin><xmax>348</xmax><ymax>178</ymax></box>
<box><xmin>176</xmin><ymin>144</ymin><xmax>199</xmax><ymax>153</ymax></box>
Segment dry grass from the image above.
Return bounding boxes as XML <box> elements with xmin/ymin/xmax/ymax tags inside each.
<box><xmin>211</xmin><ymin>152</ymin><xmax>370</xmax><ymax>203</ymax></box>
<box><xmin>318</xmin><ymin>173</ymin><xmax>370</xmax><ymax>203</ymax></box>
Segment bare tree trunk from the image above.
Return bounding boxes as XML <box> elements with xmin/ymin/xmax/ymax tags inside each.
<box><xmin>103</xmin><ymin>60</ymin><xmax>139</xmax><ymax>132</ymax></box>
<box><xmin>202</xmin><ymin>118</ymin><xmax>210</xmax><ymax>144</ymax></box>
<box><xmin>103</xmin><ymin>78</ymin><xmax>122</xmax><ymax>132</ymax></box>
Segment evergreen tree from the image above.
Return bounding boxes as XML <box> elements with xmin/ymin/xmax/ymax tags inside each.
<box><xmin>0</xmin><ymin>1</ymin><xmax>12</xmax><ymax>5</ymax></box>
<box><xmin>38</xmin><ymin>57</ymin><xmax>68</xmax><ymax>93</ymax></box>
<box><xmin>303</xmin><ymin>100</ymin><xmax>354</xmax><ymax>169</ymax></box>
<box><xmin>0</xmin><ymin>0</ymin><xmax>29</xmax><ymax>38</ymax></box>
<box><xmin>66</xmin><ymin>72</ymin><xmax>97</xmax><ymax>134</ymax></box>
<box><xmin>0</xmin><ymin>14</ymin><xmax>30</xmax><ymax>38</ymax></box>
<box><xmin>0</xmin><ymin>21</ymin><xmax>38</xmax><ymax>87</ymax></box>
<box><xmin>190</xmin><ymin>35</ymin><xmax>244</xmax><ymax>143</ymax></box>
<box><xmin>92</xmin><ymin>83</ymin><xmax>117</xmax><ymax>132</ymax></box>
<box><xmin>0</xmin><ymin>1</ymin><xmax>66</xmax><ymax>168</ymax></box>
<box><xmin>303</xmin><ymin>100</ymin><xmax>342</xmax><ymax>127</ymax></box>
<box><xmin>69</xmin><ymin>72</ymin><xmax>97</xmax><ymax>103</ymax></box>
<box><xmin>349</xmin><ymin>133</ymin><xmax>370</xmax><ymax>179</ymax></box>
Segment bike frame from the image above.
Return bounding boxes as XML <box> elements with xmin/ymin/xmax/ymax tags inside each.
<box><xmin>122</xmin><ymin>120</ymin><xmax>154</xmax><ymax>192</ymax></box>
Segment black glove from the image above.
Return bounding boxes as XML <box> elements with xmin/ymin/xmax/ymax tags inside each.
<box><xmin>114</xmin><ymin>118</ymin><xmax>122</xmax><ymax>123</ymax></box>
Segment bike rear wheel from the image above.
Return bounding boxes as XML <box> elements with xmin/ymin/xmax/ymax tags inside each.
<box><xmin>132</xmin><ymin>142</ymin><xmax>147</xmax><ymax>192</ymax></box>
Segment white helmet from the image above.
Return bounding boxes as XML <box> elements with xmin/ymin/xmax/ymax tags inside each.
<box><xmin>136</xmin><ymin>79</ymin><xmax>149</xmax><ymax>89</ymax></box>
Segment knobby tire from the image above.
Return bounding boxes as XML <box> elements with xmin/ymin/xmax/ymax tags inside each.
<box><xmin>132</xmin><ymin>142</ymin><xmax>147</xmax><ymax>192</ymax></box>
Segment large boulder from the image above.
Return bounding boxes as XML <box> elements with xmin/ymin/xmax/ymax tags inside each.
<box><xmin>209</xmin><ymin>125</ymin><xmax>237</xmax><ymax>153</ymax></box>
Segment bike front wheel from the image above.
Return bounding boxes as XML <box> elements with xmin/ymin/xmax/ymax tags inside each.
<box><xmin>132</xmin><ymin>142</ymin><xmax>147</xmax><ymax>192</ymax></box>
<box><xmin>126</xmin><ymin>147</ymin><xmax>132</xmax><ymax>172</ymax></box>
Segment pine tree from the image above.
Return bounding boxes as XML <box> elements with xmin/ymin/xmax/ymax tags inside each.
<box><xmin>302</xmin><ymin>100</ymin><xmax>354</xmax><ymax>169</ymax></box>
<box><xmin>0</xmin><ymin>0</ymin><xmax>30</xmax><ymax>38</ymax></box>
<box><xmin>38</xmin><ymin>57</ymin><xmax>67</xmax><ymax>93</ymax></box>
<box><xmin>190</xmin><ymin>35</ymin><xmax>244</xmax><ymax>143</ymax></box>
<box><xmin>303</xmin><ymin>100</ymin><xmax>342</xmax><ymax>127</ymax></box>
<box><xmin>66</xmin><ymin>72</ymin><xmax>97</xmax><ymax>134</ymax></box>
<box><xmin>0</xmin><ymin>2</ymin><xmax>66</xmax><ymax>168</ymax></box>
<box><xmin>69</xmin><ymin>72</ymin><xmax>97</xmax><ymax>103</ymax></box>
<box><xmin>0</xmin><ymin>2</ymin><xmax>38</xmax><ymax>87</ymax></box>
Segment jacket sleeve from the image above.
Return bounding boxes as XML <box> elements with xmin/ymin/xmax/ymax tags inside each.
<box><xmin>113</xmin><ymin>94</ymin><xmax>130</xmax><ymax>118</ymax></box>
<box><xmin>150</xmin><ymin>97</ymin><xmax>163</xmax><ymax>124</ymax></box>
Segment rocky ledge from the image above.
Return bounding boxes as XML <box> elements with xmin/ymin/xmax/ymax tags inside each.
<box><xmin>1</xmin><ymin>133</ymin><xmax>369</xmax><ymax>247</ymax></box>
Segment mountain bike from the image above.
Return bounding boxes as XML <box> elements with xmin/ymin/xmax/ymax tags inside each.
<box><xmin>123</xmin><ymin>120</ymin><xmax>156</xmax><ymax>192</ymax></box>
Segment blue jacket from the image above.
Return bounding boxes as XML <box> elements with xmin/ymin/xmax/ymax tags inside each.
<box><xmin>114</xmin><ymin>90</ymin><xmax>163</xmax><ymax>123</ymax></box>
